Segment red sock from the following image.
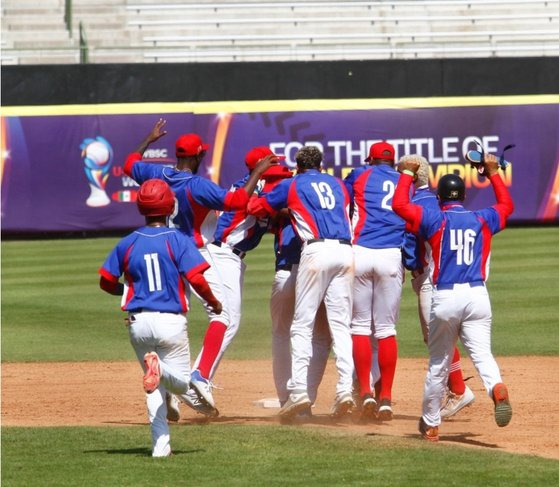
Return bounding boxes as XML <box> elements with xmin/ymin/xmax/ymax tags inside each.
<box><xmin>378</xmin><ymin>336</ymin><xmax>398</xmax><ymax>401</ymax></box>
<box><xmin>448</xmin><ymin>346</ymin><xmax>466</xmax><ymax>395</ymax></box>
<box><xmin>197</xmin><ymin>321</ymin><xmax>227</xmax><ymax>379</ymax></box>
<box><xmin>352</xmin><ymin>335</ymin><xmax>372</xmax><ymax>395</ymax></box>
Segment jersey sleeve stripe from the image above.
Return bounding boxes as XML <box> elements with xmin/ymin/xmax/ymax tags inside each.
<box><xmin>98</xmin><ymin>267</ymin><xmax>119</xmax><ymax>282</ymax></box>
<box><xmin>124</xmin><ymin>152</ymin><xmax>141</xmax><ymax>177</ymax></box>
<box><xmin>478</xmin><ymin>216</ymin><xmax>493</xmax><ymax>282</ymax></box>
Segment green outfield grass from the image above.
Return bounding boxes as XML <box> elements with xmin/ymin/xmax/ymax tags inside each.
<box><xmin>3</xmin><ymin>425</ymin><xmax>559</xmax><ymax>487</ymax></box>
<box><xmin>2</xmin><ymin>226</ymin><xmax>558</xmax><ymax>484</ymax></box>
<box><xmin>2</xmin><ymin>227</ymin><xmax>558</xmax><ymax>362</ymax></box>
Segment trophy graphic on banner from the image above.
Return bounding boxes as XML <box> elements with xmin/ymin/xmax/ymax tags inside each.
<box><xmin>80</xmin><ymin>136</ymin><xmax>113</xmax><ymax>207</ymax></box>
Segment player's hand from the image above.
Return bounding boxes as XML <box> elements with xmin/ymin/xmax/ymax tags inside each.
<box><xmin>252</xmin><ymin>154</ymin><xmax>279</xmax><ymax>175</ymax></box>
<box><xmin>482</xmin><ymin>153</ymin><xmax>500</xmax><ymax>177</ymax></box>
<box><xmin>147</xmin><ymin>118</ymin><xmax>168</xmax><ymax>143</ymax></box>
<box><xmin>209</xmin><ymin>300</ymin><xmax>222</xmax><ymax>315</ymax></box>
<box><xmin>398</xmin><ymin>159</ymin><xmax>420</xmax><ymax>174</ymax></box>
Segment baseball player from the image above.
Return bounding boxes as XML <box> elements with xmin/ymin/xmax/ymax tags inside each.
<box><xmin>270</xmin><ymin>212</ymin><xmax>332</xmax><ymax>416</ymax></box>
<box><xmin>400</xmin><ymin>154</ymin><xmax>475</xmax><ymax>419</ymax></box>
<box><xmin>124</xmin><ymin>119</ymin><xmax>277</xmax><ymax>412</ymax></box>
<box><xmin>344</xmin><ymin>141</ymin><xmax>405</xmax><ymax>421</ymax></box>
<box><xmin>393</xmin><ymin>153</ymin><xmax>514</xmax><ymax>441</ymax></box>
<box><xmin>250</xmin><ymin>146</ymin><xmax>355</xmax><ymax>420</ymax></box>
<box><xmin>191</xmin><ymin>147</ymin><xmax>290</xmax><ymax>379</ymax></box>
<box><xmin>98</xmin><ymin>179</ymin><xmax>222</xmax><ymax>457</ymax></box>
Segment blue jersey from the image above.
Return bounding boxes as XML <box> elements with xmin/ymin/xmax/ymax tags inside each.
<box><xmin>419</xmin><ymin>203</ymin><xmax>504</xmax><ymax>287</ymax></box>
<box><xmin>213</xmin><ymin>174</ymin><xmax>270</xmax><ymax>253</ymax></box>
<box><xmin>99</xmin><ymin>226</ymin><xmax>209</xmax><ymax>313</ymax></box>
<box><xmin>402</xmin><ymin>186</ymin><xmax>439</xmax><ymax>271</ymax></box>
<box><xmin>344</xmin><ymin>164</ymin><xmax>406</xmax><ymax>248</ymax></box>
<box><xmin>264</xmin><ymin>169</ymin><xmax>351</xmax><ymax>242</ymax></box>
<box><xmin>125</xmin><ymin>153</ymin><xmax>236</xmax><ymax>248</ymax></box>
<box><xmin>272</xmin><ymin>216</ymin><xmax>302</xmax><ymax>269</ymax></box>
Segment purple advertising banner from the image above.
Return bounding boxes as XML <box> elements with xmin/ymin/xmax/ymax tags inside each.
<box><xmin>2</xmin><ymin>99</ymin><xmax>558</xmax><ymax>233</ymax></box>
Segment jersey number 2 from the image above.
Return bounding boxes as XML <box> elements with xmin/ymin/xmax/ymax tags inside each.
<box><xmin>144</xmin><ymin>253</ymin><xmax>163</xmax><ymax>292</ymax></box>
<box><xmin>381</xmin><ymin>180</ymin><xmax>395</xmax><ymax>210</ymax></box>
<box><xmin>449</xmin><ymin>229</ymin><xmax>476</xmax><ymax>265</ymax></box>
<box><xmin>311</xmin><ymin>182</ymin><xmax>336</xmax><ymax>209</ymax></box>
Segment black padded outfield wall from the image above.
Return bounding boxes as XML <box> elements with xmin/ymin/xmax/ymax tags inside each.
<box><xmin>3</xmin><ymin>57</ymin><xmax>559</xmax><ymax>105</ymax></box>
<box><xmin>2</xmin><ymin>58</ymin><xmax>559</xmax><ymax>234</ymax></box>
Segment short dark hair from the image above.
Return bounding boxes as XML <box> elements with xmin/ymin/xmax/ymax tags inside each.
<box><xmin>295</xmin><ymin>146</ymin><xmax>322</xmax><ymax>170</ymax></box>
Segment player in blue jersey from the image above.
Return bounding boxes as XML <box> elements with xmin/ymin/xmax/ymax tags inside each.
<box><xmin>191</xmin><ymin>146</ymin><xmax>290</xmax><ymax>379</ymax></box>
<box><xmin>393</xmin><ymin>153</ymin><xmax>514</xmax><ymax>442</ymax></box>
<box><xmin>99</xmin><ymin>179</ymin><xmax>222</xmax><ymax>457</ymax></box>
<box><xmin>400</xmin><ymin>154</ymin><xmax>475</xmax><ymax>420</ymax></box>
<box><xmin>344</xmin><ymin>141</ymin><xmax>405</xmax><ymax>421</ymax></box>
<box><xmin>124</xmin><ymin>119</ymin><xmax>277</xmax><ymax>413</ymax></box>
<box><xmin>250</xmin><ymin>146</ymin><xmax>355</xmax><ymax>420</ymax></box>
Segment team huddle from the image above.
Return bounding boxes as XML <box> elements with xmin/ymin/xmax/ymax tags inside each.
<box><xmin>99</xmin><ymin>119</ymin><xmax>514</xmax><ymax>456</ymax></box>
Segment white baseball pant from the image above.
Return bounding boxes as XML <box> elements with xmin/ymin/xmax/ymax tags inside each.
<box><xmin>193</xmin><ymin>242</ymin><xmax>245</xmax><ymax>379</ymax></box>
<box><xmin>422</xmin><ymin>284</ymin><xmax>503</xmax><ymax>427</ymax></box>
<box><xmin>270</xmin><ymin>264</ymin><xmax>332</xmax><ymax>404</ymax></box>
<box><xmin>287</xmin><ymin>240</ymin><xmax>354</xmax><ymax>397</ymax></box>
<box><xmin>411</xmin><ymin>268</ymin><xmax>432</xmax><ymax>343</ymax></box>
<box><xmin>128</xmin><ymin>311</ymin><xmax>191</xmax><ymax>457</ymax></box>
<box><xmin>191</xmin><ymin>245</ymin><xmax>232</xmax><ymax>328</ymax></box>
<box><xmin>350</xmin><ymin>245</ymin><xmax>404</xmax><ymax>338</ymax></box>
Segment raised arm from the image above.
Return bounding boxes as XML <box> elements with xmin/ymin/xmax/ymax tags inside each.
<box><xmin>392</xmin><ymin>159</ymin><xmax>423</xmax><ymax>234</ymax></box>
<box><xmin>483</xmin><ymin>154</ymin><xmax>514</xmax><ymax>226</ymax></box>
<box><xmin>134</xmin><ymin>118</ymin><xmax>168</xmax><ymax>156</ymax></box>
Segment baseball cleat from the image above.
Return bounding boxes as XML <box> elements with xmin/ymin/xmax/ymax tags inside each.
<box><xmin>330</xmin><ymin>392</ymin><xmax>355</xmax><ymax>419</ymax></box>
<box><xmin>190</xmin><ymin>369</ymin><xmax>216</xmax><ymax>408</ymax></box>
<box><xmin>440</xmin><ymin>385</ymin><xmax>475</xmax><ymax>419</ymax></box>
<box><xmin>360</xmin><ymin>393</ymin><xmax>378</xmax><ymax>421</ymax></box>
<box><xmin>180</xmin><ymin>388</ymin><xmax>219</xmax><ymax>418</ymax></box>
<box><xmin>143</xmin><ymin>352</ymin><xmax>161</xmax><ymax>394</ymax></box>
<box><xmin>378</xmin><ymin>399</ymin><xmax>394</xmax><ymax>421</ymax></box>
<box><xmin>418</xmin><ymin>417</ymin><xmax>439</xmax><ymax>442</ymax></box>
<box><xmin>279</xmin><ymin>392</ymin><xmax>312</xmax><ymax>419</ymax></box>
<box><xmin>165</xmin><ymin>392</ymin><xmax>181</xmax><ymax>422</ymax></box>
<box><xmin>377</xmin><ymin>399</ymin><xmax>393</xmax><ymax>421</ymax></box>
<box><xmin>492</xmin><ymin>383</ymin><xmax>512</xmax><ymax>427</ymax></box>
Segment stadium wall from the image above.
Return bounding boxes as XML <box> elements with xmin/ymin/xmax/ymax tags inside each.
<box><xmin>2</xmin><ymin>58</ymin><xmax>558</xmax><ymax>234</ymax></box>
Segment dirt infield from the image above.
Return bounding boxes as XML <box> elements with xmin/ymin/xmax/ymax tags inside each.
<box><xmin>2</xmin><ymin>357</ymin><xmax>558</xmax><ymax>460</ymax></box>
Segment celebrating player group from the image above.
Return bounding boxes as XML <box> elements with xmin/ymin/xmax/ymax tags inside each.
<box><xmin>99</xmin><ymin>119</ymin><xmax>513</xmax><ymax>456</ymax></box>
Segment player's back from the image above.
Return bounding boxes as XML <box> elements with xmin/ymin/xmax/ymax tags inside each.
<box><xmin>432</xmin><ymin>205</ymin><xmax>494</xmax><ymax>287</ymax></box>
<box><xmin>126</xmin><ymin>158</ymin><xmax>228</xmax><ymax>247</ymax></box>
<box><xmin>117</xmin><ymin>226</ymin><xmax>189</xmax><ymax>313</ymax></box>
<box><xmin>347</xmin><ymin>165</ymin><xmax>405</xmax><ymax>248</ymax></box>
<box><xmin>288</xmin><ymin>169</ymin><xmax>351</xmax><ymax>241</ymax></box>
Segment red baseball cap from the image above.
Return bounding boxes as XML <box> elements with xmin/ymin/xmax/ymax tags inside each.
<box><xmin>365</xmin><ymin>141</ymin><xmax>395</xmax><ymax>162</ymax></box>
<box><xmin>175</xmin><ymin>133</ymin><xmax>210</xmax><ymax>157</ymax></box>
<box><xmin>245</xmin><ymin>146</ymin><xmax>285</xmax><ymax>170</ymax></box>
<box><xmin>261</xmin><ymin>165</ymin><xmax>293</xmax><ymax>192</ymax></box>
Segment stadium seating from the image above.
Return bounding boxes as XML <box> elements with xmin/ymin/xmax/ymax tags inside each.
<box><xmin>1</xmin><ymin>0</ymin><xmax>559</xmax><ymax>64</ymax></box>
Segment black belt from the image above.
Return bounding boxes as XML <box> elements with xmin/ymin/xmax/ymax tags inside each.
<box><xmin>211</xmin><ymin>241</ymin><xmax>246</xmax><ymax>259</ymax></box>
<box><xmin>307</xmin><ymin>238</ymin><xmax>352</xmax><ymax>246</ymax></box>
<box><xmin>436</xmin><ymin>280</ymin><xmax>485</xmax><ymax>290</ymax></box>
<box><xmin>276</xmin><ymin>264</ymin><xmax>293</xmax><ymax>271</ymax></box>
